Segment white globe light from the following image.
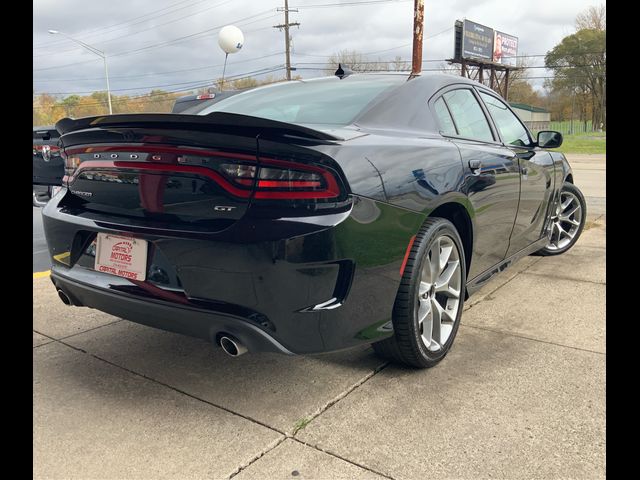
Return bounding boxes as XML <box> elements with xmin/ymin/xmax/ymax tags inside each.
<box><xmin>218</xmin><ymin>25</ymin><xmax>244</xmax><ymax>54</ymax></box>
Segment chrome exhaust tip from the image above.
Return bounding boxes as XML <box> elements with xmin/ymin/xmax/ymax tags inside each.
<box><xmin>219</xmin><ymin>335</ymin><xmax>248</xmax><ymax>357</ymax></box>
<box><xmin>57</xmin><ymin>289</ymin><xmax>72</xmax><ymax>306</ymax></box>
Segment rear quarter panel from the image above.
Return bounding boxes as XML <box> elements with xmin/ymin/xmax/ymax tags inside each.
<box><xmin>301</xmin><ymin>134</ymin><xmax>469</xmax><ymax>350</ymax></box>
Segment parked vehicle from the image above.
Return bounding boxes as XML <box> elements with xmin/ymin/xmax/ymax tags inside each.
<box><xmin>171</xmin><ymin>91</ymin><xmax>241</xmax><ymax>114</ymax></box>
<box><xmin>41</xmin><ymin>72</ymin><xmax>585</xmax><ymax>368</ymax></box>
<box><xmin>33</xmin><ymin>126</ymin><xmax>64</xmax><ymax>206</ymax></box>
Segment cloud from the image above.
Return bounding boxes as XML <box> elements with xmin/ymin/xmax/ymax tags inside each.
<box><xmin>33</xmin><ymin>0</ymin><xmax>595</xmax><ymax>96</ymax></box>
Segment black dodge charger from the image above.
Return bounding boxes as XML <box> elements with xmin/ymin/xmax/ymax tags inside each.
<box><xmin>41</xmin><ymin>73</ymin><xmax>586</xmax><ymax>368</ymax></box>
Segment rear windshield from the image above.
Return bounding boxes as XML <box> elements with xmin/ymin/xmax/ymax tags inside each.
<box><xmin>198</xmin><ymin>76</ymin><xmax>406</xmax><ymax>126</ymax></box>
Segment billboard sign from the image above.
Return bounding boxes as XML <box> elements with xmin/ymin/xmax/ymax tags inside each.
<box><xmin>493</xmin><ymin>31</ymin><xmax>518</xmax><ymax>66</ymax></box>
<box><xmin>462</xmin><ymin>19</ymin><xmax>494</xmax><ymax>61</ymax></box>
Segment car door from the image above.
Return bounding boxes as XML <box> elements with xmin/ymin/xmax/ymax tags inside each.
<box><xmin>476</xmin><ymin>90</ymin><xmax>555</xmax><ymax>257</ymax></box>
<box><xmin>432</xmin><ymin>87</ymin><xmax>520</xmax><ymax>280</ymax></box>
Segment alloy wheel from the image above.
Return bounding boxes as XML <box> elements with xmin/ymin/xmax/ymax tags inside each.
<box><xmin>546</xmin><ymin>190</ymin><xmax>583</xmax><ymax>251</ymax></box>
<box><xmin>417</xmin><ymin>235</ymin><xmax>462</xmax><ymax>352</ymax></box>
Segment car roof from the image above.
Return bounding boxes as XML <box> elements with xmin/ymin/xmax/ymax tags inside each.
<box><xmin>319</xmin><ymin>72</ymin><xmax>483</xmax><ymax>134</ymax></box>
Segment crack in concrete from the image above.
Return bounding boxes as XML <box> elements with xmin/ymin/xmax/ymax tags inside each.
<box><xmin>290</xmin><ymin>437</ymin><xmax>397</xmax><ymax>480</ymax></box>
<box><xmin>33</xmin><ymin>318</ymin><xmax>124</xmax><ymax>347</ymax></box>
<box><xmin>292</xmin><ymin>361</ymin><xmax>389</xmax><ymax>436</ymax></box>
<box><xmin>521</xmin><ymin>271</ymin><xmax>605</xmax><ymax>285</ymax></box>
<box><xmin>227</xmin><ymin>436</ymin><xmax>288</xmax><ymax>479</ymax></box>
<box><xmin>41</xmin><ymin>336</ymin><xmax>393</xmax><ymax>479</ymax></box>
<box><xmin>50</xmin><ymin>337</ymin><xmax>289</xmax><ymax>436</ymax></box>
<box><xmin>461</xmin><ymin>324</ymin><xmax>605</xmax><ymax>356</ymax></box>
<box><xmin>32</xmin><ymin>329</ymin><xmax>56</xmax><ymax>348</ymax></box>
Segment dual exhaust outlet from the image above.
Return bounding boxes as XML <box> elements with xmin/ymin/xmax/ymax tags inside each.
<box><xmin>57</xmin><ymin>288</ymin><xmax>248</xmax><ymax>358</ymax></box>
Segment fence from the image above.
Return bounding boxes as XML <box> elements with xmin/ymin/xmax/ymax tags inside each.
<box><xmin>545</xmin><ymin>120</ymin><xmax>602</xmax><ymax>135</ymax></box>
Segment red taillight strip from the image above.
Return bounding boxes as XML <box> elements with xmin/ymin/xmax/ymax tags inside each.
<box><xmin>71</xmin><ymin>161</ymin><xmax>252</xmax><ymax>198</ymax></box>
<box><xmin>236</xmin><ymin>179</ymin><xmax>321</xmax><ymax>188</ymax></box>
<box><xmin>257</xmin><ymin>180</ymin><xmax>322</xmax><ymax>188</ymax></box>
<box><xmin>399</xmin><ymin>235</ymin><xmax>417</xmax><ymax>277</ymax></box>
<box><xmin>65</xmin><ymin>145</ymin><xmax>343</xmax><ymax>200</ymax></box>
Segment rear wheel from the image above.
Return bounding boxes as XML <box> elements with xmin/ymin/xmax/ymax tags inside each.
<box><xmin>372</xmin><ymin>218</ymin><xmax>466</xmax><ymax>368</ymax></box>
<box><xmin>535</xmin><ymin>182</ymin><xmax>586</xmax><ymax>256</ymax></box>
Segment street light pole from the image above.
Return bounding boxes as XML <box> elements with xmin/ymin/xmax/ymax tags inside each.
<box><xmin>47</xmin><ymin>30</ymin><xmax>113</xmax><ymax>114</ymax></box>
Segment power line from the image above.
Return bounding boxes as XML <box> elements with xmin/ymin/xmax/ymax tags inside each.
<box><xmin>291</xmin><ymin>0</ymin><xmax>411</xmax><ymax>8</ymax></box>
<box><xmin>33</xmin><ymin>0</ymin><xmax>237</xmax><ymax>58</ymax></box>
<box><xmin>35</xmin><ymin>65</ymin><xmax>286</xmax><ymax>96</ymax></box>
<box><xmin>34</xmin><ymin>52</ymin><xmax>285</xmax><ymax>83</ymax></box>
<box><xmin>34</xmin><ymin>0</ymin><xmax>214</xmax><ymax>49</ymax></box>
<box><xmin>33</xmin><ymin>9</ymin><xmax>278</xmax><ymax>72</ymax></box>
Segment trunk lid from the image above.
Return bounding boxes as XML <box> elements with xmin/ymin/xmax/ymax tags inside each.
<box><xmin>56</xmin><ymin>112</ymin><xmax>344</xmax><ymax>233</ymax></box>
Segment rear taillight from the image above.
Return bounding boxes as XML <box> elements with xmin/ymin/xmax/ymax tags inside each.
<box><xmin>64</xmin><ymin>146</ymin><xmax>344</xmax><ymax>201</ymax></box>
<box><xmin>220</xmin><ymin>160</ymin><xmax>340</xmax><ymax>199</ymax></box>
<box><xmin>64</xmin><ymin>153</ymin><xmax>81</xmax><ymax>178</ymax></box>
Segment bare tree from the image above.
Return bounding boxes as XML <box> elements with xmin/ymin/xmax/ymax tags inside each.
<box><xmin>576</xmin><ymin>4</ymin><xmax>606</xmax><ymax>31</ymax></box>
<box><xmin>325</xmin><ymin>50</ymin><xmax>410</xmax><ymax>73</ymax></box>
<box><xmin>325</xmin><ymin>49</ymin><xmax>367</xmax><ymax>73</ymax></box>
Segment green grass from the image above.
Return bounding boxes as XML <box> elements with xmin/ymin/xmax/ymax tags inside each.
<box><xmin>555</xmin><ymin>132</ymin><xmax>606</xmax><ymax>154</ymax></box>
<box><xmin>293</xmin><ymin>417</ymin><xmax>312</xmax><ymax>433</ymax></box>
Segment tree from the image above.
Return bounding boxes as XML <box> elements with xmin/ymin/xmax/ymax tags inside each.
<box><xmin>325</xmin><ymin>49</ymin><xmax>408</xmax><ymax>73</ymax></box>
<box><xmin>544</xmin><ymin>4</ymin><xmax>606</xmax><ymax>130</ymax></box>
<box><xmin>576</xmin><ymin>5</ymin><xmax>606</xmax><ymax>31</ymax></box>
<box><xmin>545</xmin><ymin>27</ymin><xmax>606</xmax><ymax>129</ymax></box>
<box><xmin>505</xmin><ymin>55</ymin><xmax>541</xmax><ymax>106</ymax></box>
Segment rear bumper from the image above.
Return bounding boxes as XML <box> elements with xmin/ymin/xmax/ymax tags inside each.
<box><xmin>51</xmin><ymin>269</ymin><xmax>292</xmax><ymax>355</ymax></box>
<box><xmin>42</xmin><ymin>190</ymin><xmax>425</xmax><ymax>355</ymax></box>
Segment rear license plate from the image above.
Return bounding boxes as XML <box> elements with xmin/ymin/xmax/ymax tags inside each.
<box><xmin>95</xmin><ymin>233</ymin><xmax>148</xmax><ymax>281</ymax></box>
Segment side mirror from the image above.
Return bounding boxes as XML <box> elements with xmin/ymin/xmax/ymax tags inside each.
<box><xmin>537</xmin><ymin>130</ymin><xmax>563</xmax><ymax>149</ymax></box>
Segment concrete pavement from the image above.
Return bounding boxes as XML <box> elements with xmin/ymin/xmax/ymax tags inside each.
<box><xmin>33</xmin><ymin>154</ymin><xmax>605</xmax><ymax>479</ymax></box>
<box><xmin>565</xmin><ymin>153</ymin><xmax>606</xmax><ymax>216</ymax></box>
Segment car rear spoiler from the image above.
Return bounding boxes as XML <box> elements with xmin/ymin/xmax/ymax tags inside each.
<box><xmin>55</xmin><ymin>112</ymin><xmax>341</xmax><ymax>142</ymax></box>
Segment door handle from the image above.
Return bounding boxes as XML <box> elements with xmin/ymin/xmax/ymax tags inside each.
<box><xmin>469</xmin><ymin>159</ymin><xmax>482</xmax><ymax>174</ymax></box>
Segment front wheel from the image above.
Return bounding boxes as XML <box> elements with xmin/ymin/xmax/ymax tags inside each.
<box><xmin>535</xmin><ymin>182</ymin><xmax>586</xmax><ymax>256</ymax></box>
<box><xmin>372</xmin><ymin>218</ymin><xmax>466</xmax><ymax>368</ymax></box>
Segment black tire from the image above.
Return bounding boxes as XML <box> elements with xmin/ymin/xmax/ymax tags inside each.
<box><xmin>535</xmin><ymin>182</ymin><xmax>586</xmax><ymax>256</ymax></box>
<box><xmin>372</xmin><ymin>217</ymin><xmax>466</xmax><ymax>368</ymax></box>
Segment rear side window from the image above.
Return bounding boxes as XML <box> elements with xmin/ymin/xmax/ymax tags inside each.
<box><xmin>442</xmin><ymin>89</ymin><xmax>494</xmax><ymax>142</ymax></box>
<box><xmin>479</xmin><ymin>91</ymin><xmax>532</xmax><ymax>147</ymax></box>
<box><xmin>433</xmin><ymin>97</ymin><xmax>457</xmax><ymax>136</ymax></box>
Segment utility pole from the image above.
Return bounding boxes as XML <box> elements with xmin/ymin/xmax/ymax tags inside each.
<box><xmin>410</xmin><ymin>0</ymin><xmax>425</xmax><ymax>77</ymax></box>
<box><xmin>274</xmin><ymin>0</ymin><xmax>300</xmax><ymax>80</ymax></box>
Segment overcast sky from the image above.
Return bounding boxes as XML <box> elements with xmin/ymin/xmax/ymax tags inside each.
<box><xmin>33</xmin><ymin>0</ymin><xmax>597</xmax><ymax>97</ymax></box>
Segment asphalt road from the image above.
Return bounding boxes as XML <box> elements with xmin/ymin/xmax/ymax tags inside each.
<box><xmin>33</xmin><ymin>206</ymin><xmax>50</xmax><ymax>273</ymax></box>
